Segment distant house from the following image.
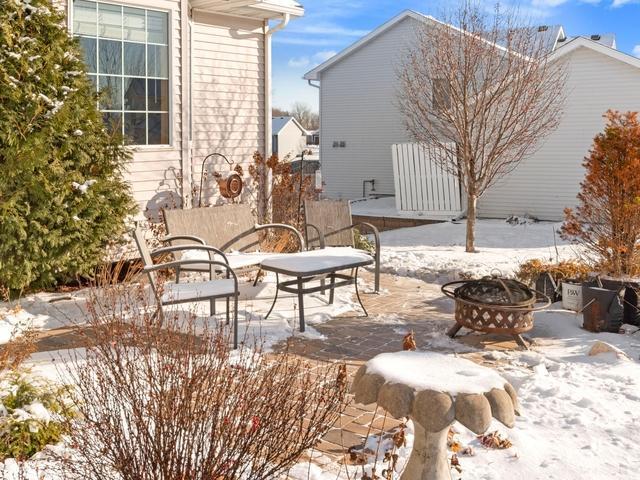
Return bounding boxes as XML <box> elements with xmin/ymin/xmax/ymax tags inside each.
<box><xmin>55</xmin><ymin>0</ymin><xmax>303</xmax><ymax>215</ymax></box>
<box><xmin>272</xmin><ymin>116</ymin><xmax>308</xmax><ymax>160</ymax></box>
<box><xmin>306</xmin><ymin>129</ymin><xmax>320</xmax><ymax>145</ymax></box>
<box><xmin>304</xmin><ymin>10</ymin><xmax>640</xmax><ymax>221</ymax></box>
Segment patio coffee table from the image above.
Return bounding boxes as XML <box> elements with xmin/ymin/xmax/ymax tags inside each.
<box><xmin>260</xmin><ymin>247</ymin><xmax>374</xmax><ymax>332</ymax></box>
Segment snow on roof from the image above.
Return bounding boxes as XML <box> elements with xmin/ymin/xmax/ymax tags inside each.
<box><xmin>272</xmin><ymin>116</ymin><xmax>306</xmax><ymax>135</ymax></box>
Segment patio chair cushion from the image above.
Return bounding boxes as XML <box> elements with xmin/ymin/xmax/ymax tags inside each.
<box><xmin>161</xmin><ymin>279</ymin><xmax>236</xmax><ymax>303</ymax></box>
<box><xmin>260</xmin><ymin>247</ymin><xmax>373</xmax><ymax>275</ymax></box>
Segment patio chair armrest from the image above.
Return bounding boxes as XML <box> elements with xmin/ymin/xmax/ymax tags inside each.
<box><xmin>350</xmin><ymin>222</ymin><xmax>380</xmax><ymax>254</ymax></box>
<box><xmin>144</xmin><ymin>259</ymin><xmax>238</xmax><ymax>283</ymax></box>
<box><xmin>161</xmin><ymin>234</ymin><xmax>206</xmax><ymax>245</ymax></box>
<box><xmin>150</xmin><ymin>244</ymin><xmax>229</xmax><ymax>265</ymax></box>
<box><xmin>304</xmin><ymin>223</ymin><xmax>326</xmax><ymax>250</ymax></box>
<box><xmin>255</xmin><ymin>223</ymin><xmax>306</xmax><ymax>252</ymax></box>
<box><xmin>351</xmin><ymin>222</ymin><xmax>380</xmax><ymax>243</ymax></box>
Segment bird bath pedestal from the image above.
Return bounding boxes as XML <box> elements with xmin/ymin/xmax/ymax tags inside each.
<box><xmin>351</xmin><ymin>351</ymin><xmax>519</xmax><ymax>480</ymax></box>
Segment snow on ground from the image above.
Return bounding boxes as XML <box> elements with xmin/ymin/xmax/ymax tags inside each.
<box><xmin>2</xmin><ymin>219</ymin><xmax>640</xmax><ymax>480</ymax></box>
<box><xmin>0</xmin><ymin>272</ymin><xmax>366</xmax><ymax>351</ymax></box>
<box><xmin>379</xmin><ymin>219</ymin><xmax>582</xmax><ymax>282</ymax></box>
<box><xmin>450</xmin><ymin>308</ymin><xmax>640</xmax><ymax>479</ymax></box>
<box><xmin>289</xmin><ymin>307</ymin><xmax>640</xmax><ymax>480</ymax></box>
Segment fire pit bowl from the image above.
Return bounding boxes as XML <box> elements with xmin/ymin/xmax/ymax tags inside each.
<box><xmin>441</xmin><ymin>276</ymin><xmax>550</xmax><ymax>349</ymax></box>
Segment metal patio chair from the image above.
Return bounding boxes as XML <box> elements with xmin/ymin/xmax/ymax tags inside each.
<box><xmin>132</xmin><ymin>227</ymin><xmax>240</xmax><ymax>348</ymax></box>
<box><xmin>304</xmin><ymin>199</ymin><xmax>381</xmax><ymax>292</ymax></box>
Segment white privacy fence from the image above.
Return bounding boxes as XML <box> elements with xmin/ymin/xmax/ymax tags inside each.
<box><xmin>391</xmin><ymin>143</ymin><xmax>463</xmax><ymax>217</ymax></box>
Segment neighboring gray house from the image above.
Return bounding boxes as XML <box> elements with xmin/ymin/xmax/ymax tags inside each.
<box><xmin>55</xmin><ymin>0</ymin><xmax>303</xmax><ymax>215</ymax></box>
<box><xmin>272</xmin><ymin>115</ymin><xmax>308</xmax><ymax>159</ymax></box>
<box><xmin>304</xmin><ymin>10</ymin><xmax>640</xmax><ymax>221</ymax></box>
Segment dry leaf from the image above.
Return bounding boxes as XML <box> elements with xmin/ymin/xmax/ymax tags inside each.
<box><xmin>402</xmin><ymin>331</ymin><xmax>417</xmax><ymax>351</ymax></box>
<box><xmin>477</xmin><ymin>431</ymin><xmax>513</xmax><ymax>449</ymax></box>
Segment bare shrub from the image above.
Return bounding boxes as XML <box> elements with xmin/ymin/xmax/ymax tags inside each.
<box><xmin>62</xmin><ymin>266</ymin><xmax>347</xmax><ymax>480</ymax></box>
<box><xmin>248</xmin><ymin>151</ymin><xmax>317</xmax><ymax>252</ymax></box>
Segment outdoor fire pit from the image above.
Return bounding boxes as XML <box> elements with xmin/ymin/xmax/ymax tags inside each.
<box><xmin>442</xmin><ymin>276</ymin><xmax>550</xmax><ymax>349</ymax></box>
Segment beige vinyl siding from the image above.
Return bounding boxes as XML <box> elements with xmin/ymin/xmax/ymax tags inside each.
<box><xmin>479</xmin><ymin>46</ymin><xmax>640</xmax><ymax>220</ymax></box>
<box><xmin>191</xmin><ymin>11</ymin><xmax>265</xmax><ymax>206</ymax></box>
<box><xmin>60</xmin><ymin>0</ymin><xmax>183</xmax><ymax>216</ymax></box>
<box><xmin>318</xmin><ymin>17</ymin><xmax>418</xmax><ymax>200</ymax></box>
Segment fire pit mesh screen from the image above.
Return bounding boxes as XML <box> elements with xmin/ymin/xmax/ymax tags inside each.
<box><xmin>454</xmin><ymin>278</ymin><xmax>535</xmax><ymax>307</ymax></box>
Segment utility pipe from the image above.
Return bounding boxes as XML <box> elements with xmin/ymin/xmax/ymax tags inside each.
<box><xmin>261</xmin><ymin>13</ymin><xmax>290</xmax><ymax>220</ymax></box>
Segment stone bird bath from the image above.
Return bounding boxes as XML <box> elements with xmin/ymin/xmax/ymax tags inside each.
<box><xmin>351</xmin><ymin>351</ymin><xmax>519</xmax><ymax>480</ymax></box>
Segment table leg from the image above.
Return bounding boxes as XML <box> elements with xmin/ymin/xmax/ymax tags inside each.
<box><xmin>297</xmin><ymin>276</ymin><xmax>305</xmax><ymax>332</ymax></box>
<box><xmin>329</xmin><ymin>273</ymin><xmax>336</xmax><ymax>305</ymax></box>
<box><xmin>354</xmin><ymin>267</ymin><xmax>368</xmax><ymax>317</ymax></box>
<box><xmin>264</xmin><ymin>273</ymin><xmax>280</xmax><ymax>320</ymax></box>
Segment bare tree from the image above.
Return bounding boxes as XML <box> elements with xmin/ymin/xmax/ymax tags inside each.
<box><xmin>398</xmin><ymin>1</ymin><xmax>566</xmax><ymax>252</ymax></box>
<box><xmin>291</xmin><ymin>102</ymin><xmax>319</xmax><ymax>131</ymax></box>
<box><xmin>272</xmin><ymin>106</ymin><xmax>290</xmax><ymax>117</ymax></box>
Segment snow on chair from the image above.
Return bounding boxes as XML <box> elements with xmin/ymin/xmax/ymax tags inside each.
<box><xmin>132</xmin><ymin>227</ymin><xmax>240</xmax><ymax>349</ymax></box>
<box><xmin>304</xmin><ymin>199</ymin><xmax>381</xmax><ymax>293</ymax></box>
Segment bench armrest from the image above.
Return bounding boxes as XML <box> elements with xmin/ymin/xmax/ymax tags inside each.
<box><xmin>351</xmin><ymin>222</ymin><xmax>381</xmax><ymax>254</ymax></box>
<box><xmin>255</xmin><ymin>223</ymin><xmax>306</xmax><ymax>252</ymax></box>
<box><xmin>150</xmin><ymin>244</ymin><xmax>229</xmax><ymax>265</ymax></box>
<box><xmin>304</xmin><ymin>223</ymin><xmax>326</xmax><ymax>250</ymax></box>
<box><xmin>161</xmin><ymin>234</ymin><xmax>206</xmax><ymax>245</ymax></box>
<box><xmin>144</xmin><ymin>259</ymin><xmax>238</xmax><ymax>284</ymax></box>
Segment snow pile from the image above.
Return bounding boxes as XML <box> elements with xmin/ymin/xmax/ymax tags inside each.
<box><xmin>366</xmin><ymin>351</ymin><xmax>506</xmax><ymax>395</ymax></box>
<box><xmin>448</xmin><ymin>308</ymin><xmax>640</xmax><ymax>479</ymax></box>
<box><xmin>0</xmin><ymin>305</ymin><xmax>48</xmax><ymax>344</ymax></box>
<box><xmin>379</xmin><ymin>220</ymin><xmax>581</xmax><ymax>282</ymax></box>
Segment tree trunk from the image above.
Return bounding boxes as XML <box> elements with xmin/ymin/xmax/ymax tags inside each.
<box><xmin>466</xmin><ymin>193</ymin><xmax>477</xmax><ymax>253</ymax></box>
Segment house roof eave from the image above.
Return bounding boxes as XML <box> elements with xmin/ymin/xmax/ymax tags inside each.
<box><xmin>551</xmin><ymin>36</ymin><xmax>640</xmax><ymax>70</ymax></box>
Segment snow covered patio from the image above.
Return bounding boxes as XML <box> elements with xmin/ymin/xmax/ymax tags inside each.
<box><xmin>2</xmin><ymin>220</ymin><xmax>640</xmax><ymax>479</ymax></box>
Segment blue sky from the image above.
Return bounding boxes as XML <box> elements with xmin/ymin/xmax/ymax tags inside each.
<box><xmin>271</xmin><ymin>0</ymin><xmax>640</xmax><ymax>112</ymax></box>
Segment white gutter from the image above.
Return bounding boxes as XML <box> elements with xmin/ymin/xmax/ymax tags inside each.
<box><xmin>262</xmin><ymin>13</ymin><xmax>290</xmax><ymax>218</ymax></box>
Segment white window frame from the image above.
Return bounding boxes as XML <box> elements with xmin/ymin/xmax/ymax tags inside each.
<box><xmin>68</xmin><ymin>0</ymin><xmax>174</xmax><ymax>149</ymax></box>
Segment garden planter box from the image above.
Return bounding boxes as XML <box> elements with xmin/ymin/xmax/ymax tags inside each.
<box><xmin>535</xmin><ymin>273</ymin><xmax>560</xmax><ymax>303</ymax></box>
<box><xmin>599</xmin><ymin>279</ymin><xmax>640</xmax><ymax>327</ymax></box>
<box><xmin>581</xmin><ymin>283</ymin><xmax>624</xmax><ymax>333</ymax></box>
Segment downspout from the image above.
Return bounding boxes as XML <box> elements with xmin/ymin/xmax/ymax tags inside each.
<box><xmin>180</xmin><ymin>0</ymin><xmax>191</xmax><ymax>208</ymax></box>
<box><xmin>262</xmin><ymin>13</ymin><xmax>290</xmax><ymax>220</ymax></box>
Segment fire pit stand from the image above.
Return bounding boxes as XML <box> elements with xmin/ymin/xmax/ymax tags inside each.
<box><xmin>441</xmin><ymin>276</ymin><xmax>550</xmax><ymax>349</ymax></box>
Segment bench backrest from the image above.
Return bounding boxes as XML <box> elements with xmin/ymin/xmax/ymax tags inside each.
<box><xmin>304</xmin><ymin>200</ymin><xmax>354</xmax><ymax>248</ymax></box>
<box><xmin>163</xmin><ymin>204</ymin><xmax>260</xmax><ymax>252</ymax></box>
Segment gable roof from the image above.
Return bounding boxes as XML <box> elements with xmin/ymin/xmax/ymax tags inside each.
<box><xmin>304</xmin><ymin>10</ymin><xmax>427</xmax><ymax>81</ymax></box>
<box><xmin>551</xmin><ymin>36</ymin><xmax>640</xmax><ymax>70</ymax></box>
<box><xmin>304</xmin><ymin>10</ymin><xmax>538</xmax><ymax>81</ymax></box>
<box><xmin>304</xmin><ymin>10</ymin><xmax>633</xmax><ymax>82</ymax></box>
<box><xmin>272</xmin><ymin>116</ymin><xmax>307</xmax><ymax>135</ymax></box>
